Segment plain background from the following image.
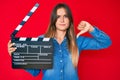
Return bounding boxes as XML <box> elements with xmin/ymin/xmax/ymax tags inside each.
<box><xmin>0</xmin><ymin>0</ymin><xmax>120</xmax><ymax>80</ymax></box>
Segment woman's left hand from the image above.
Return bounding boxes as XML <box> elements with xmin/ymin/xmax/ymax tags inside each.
<box><xmin>77</xmin><ymin>21</ymin><xmax>94</xmax><ymax>37</ymax></box>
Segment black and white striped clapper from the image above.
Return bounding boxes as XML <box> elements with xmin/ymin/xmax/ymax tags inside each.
<box><xmin>11</xmin><ymin>3</ymin><xmax>53</xmax><ymax>69</ymax></box>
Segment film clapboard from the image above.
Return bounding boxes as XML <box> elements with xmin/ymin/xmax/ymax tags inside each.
<box><xmin>11</xmin><ymin>3</ymin><xmax>53</xmax><ymax>69</ymax></box>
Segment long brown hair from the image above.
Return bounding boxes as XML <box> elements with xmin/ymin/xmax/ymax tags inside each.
<box><xmin>45</xmin><ymin>3</ymin><xmax>79</xmax><ymax>67</ymax></box>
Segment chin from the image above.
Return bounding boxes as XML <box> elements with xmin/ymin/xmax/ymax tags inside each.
<box><xmin>60</xmin><ymin>28</ymin><xmax>68</xmax><ymax>31</ymax></box>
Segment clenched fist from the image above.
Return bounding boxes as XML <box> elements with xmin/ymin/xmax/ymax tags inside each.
<box><xmin>77</xmin><ymin>21</ymin><xmax>94</xmax><ymax>38</ymax></box>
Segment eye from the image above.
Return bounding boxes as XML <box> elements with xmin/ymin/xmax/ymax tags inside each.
<box><xmin>64</xmin><ymin>15</ymin><xmax>68</xmax><ymax>18</ymax></box>
<box><xmin>56</xmin><ymin>15</ymin><xmax>60</xmax><ymax>18</ymax></box>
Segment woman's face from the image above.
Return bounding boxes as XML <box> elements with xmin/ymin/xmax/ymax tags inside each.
<box><xmin>55</xmin><ymin>8</ymin><xmax>70</xmax><ymax>31</ymax></box>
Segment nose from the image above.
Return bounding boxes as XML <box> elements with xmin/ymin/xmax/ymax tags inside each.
<box><xmin>59</xmin><ymin>16</ymin><xmax>64</xmax><ymax>22</ymax></box>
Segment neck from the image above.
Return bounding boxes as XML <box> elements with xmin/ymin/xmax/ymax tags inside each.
<box><xmin>55</xmin><ymin>30</ymin><xmax>66</xmax><ymax>44</ymax></box>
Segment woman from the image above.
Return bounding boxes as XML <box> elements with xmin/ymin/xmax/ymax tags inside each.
<box><xmin>8</xmin><ymin>3</ymin><xmax>111</xmax><ymax>80</ymax></box>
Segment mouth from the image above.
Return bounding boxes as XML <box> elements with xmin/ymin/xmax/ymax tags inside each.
<box><xmin>59</xmin><ymin>24</ymin><xmax>66</xmax><ymax>26</ymax></box>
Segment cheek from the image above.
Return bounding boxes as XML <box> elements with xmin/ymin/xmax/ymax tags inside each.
<box><xmin>65</xmin><ymin>19</ymin><xmax>70</xmax><ymax>26</ymax></box>
<box><xmin>55</xmin><ymin>21</ymin><xmax>59</xmax><ymax>27</ymax></box>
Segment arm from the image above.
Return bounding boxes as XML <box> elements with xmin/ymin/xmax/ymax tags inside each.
<box><xmin>25</xmin><ymin>69</ymin><xmax>41</xmax><ymax>76</ymax></box>
<box><xmin>77</xmin><ymin>21</ymin><xmax>112</xmax><ymax>50</ymax></box>
<box><xmin>77</xmin><ymin>27</ymin><xmax>112</xmax><ymax>50</ymax></box>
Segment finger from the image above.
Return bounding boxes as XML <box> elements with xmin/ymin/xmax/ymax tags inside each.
<box><xmin>78</xmin><ymin>23</ymin><xmax>86</xmax><ymax>29</ymax></box>
<box><xmin>8</xmin><ymin>47</ymin><xmax>17</xmax><ymax>51</ymax></box>
<box><xmin>77</xmin><ymin>24</ymin><xmax>85</xmax><ymax>30</ymax></box>
<box><xmin>77</xmin><ymin>27</ymin><xmax>84</xmax><ymax>30</ymax></box>
<box><xmin>8</xmin><ymin>47</ymin><xmax>17</xmax><ymax>55</ymax></box>
<box><xmin>8</xmin><ymin>47</ymin><xmax>17</xmax><ymax>52</ymax></box>
<box><xmin>8</xmin><ymin>42</ymin><xmax>15</xmax><ymax>48</ymax></box>
<box><xmin>78</xmin><ymin>25</ymin><xmax>84</xmax><ymax>28</ymax></box>
<box><xmin>78</xmin><ymin>24</ymin><xmax>85</xmax><ymax>28</ymax></box>
<box><xmin>80</xmin><ymin>21</ymin><xmax>86</xmax><ymax>26</ymax></box>
<box><xmin>8</xmin><ymin>40</ymin><xmax>11</xmax><ymax>44</ymax></box>
<box><xmin>8</xmin><ymin>40</ymin><xmax>11</xmax><ymax>47</ymax></box>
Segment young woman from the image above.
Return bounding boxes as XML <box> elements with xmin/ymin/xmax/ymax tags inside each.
<box><xmin>8</xmin><ymin>3</ymin><xmax>111</xmax><ymax>80</ymax></box>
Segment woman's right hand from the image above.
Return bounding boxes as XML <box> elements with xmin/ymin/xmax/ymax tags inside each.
<box><xmin>8</xmin><ymin>40</ymin><xmax>17</xmax><ymax>56</ymax></box>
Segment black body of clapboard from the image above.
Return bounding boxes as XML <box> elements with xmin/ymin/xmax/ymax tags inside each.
<box><xmin>11</xmin><ymin>3</ymin><xmax>53</xmax><ymax>69</ymax></box>
<box><xmin>11</xmin><ymin>38</ymin><xmax>53</xmax><ymax>69</ymax></box>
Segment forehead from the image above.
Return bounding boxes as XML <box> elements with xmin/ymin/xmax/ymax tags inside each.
<box><xmin>56</xmin><ymin>8</ymin><xmax>67</xmax><ymax>15</ymax></box>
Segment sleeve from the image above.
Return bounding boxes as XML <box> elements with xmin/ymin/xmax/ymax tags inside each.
<box><xmin>77</xmin><ymin>27</ymin><xmax>112</xmax><ymax>50</ymax></box>
<box><xmin>25</xmin><ymin>69</ymin><xmax>41</xmax><ymax>76</ymax></box>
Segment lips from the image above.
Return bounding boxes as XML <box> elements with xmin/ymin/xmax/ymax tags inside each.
<box><xmin>59</xmin><ymin>24</ymin><xmax>66</xmax><ymax>26</ymax></box>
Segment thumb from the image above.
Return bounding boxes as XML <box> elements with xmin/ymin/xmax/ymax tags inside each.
<box><xmin>77</xmin><ymin>30</ymin><xmax>86</xmax><ymax>38</ymax></box>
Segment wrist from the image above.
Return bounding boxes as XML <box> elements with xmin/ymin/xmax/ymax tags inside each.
<box><xmin>89</xmin><ymin>26</ymin><xmax>94</xmax><ymax>32</ymax></box>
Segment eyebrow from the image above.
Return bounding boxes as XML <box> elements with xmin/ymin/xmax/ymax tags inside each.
<box><xmin>56</xmin><ymin>14</ymin><xmax>68</xmax><ymax>16</ymax></box>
